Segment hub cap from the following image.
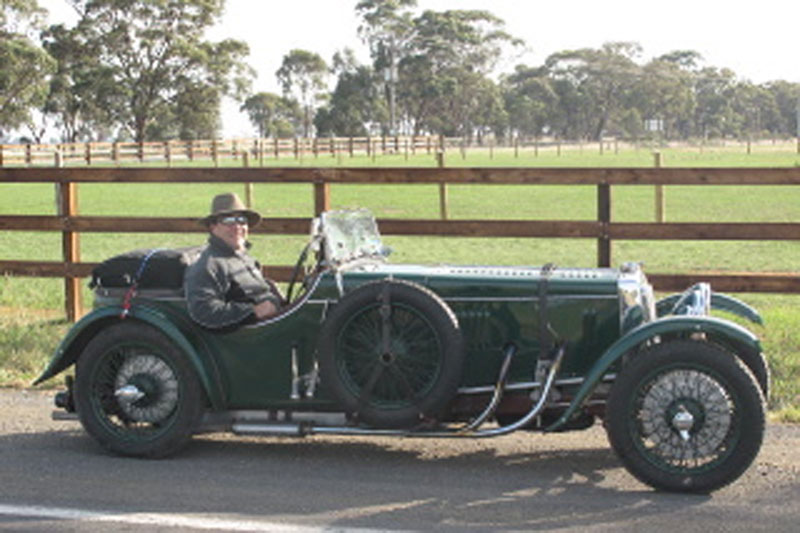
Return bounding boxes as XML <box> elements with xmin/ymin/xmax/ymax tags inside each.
<box><xmin>637</xmin><ymin>369</ymin><xmax>733</xmax><ymax>468</ymax></box>
<box><xmin>114</xmin><ymin>354</ymin><xmax>179</xmax><ymax>423</ymax></box>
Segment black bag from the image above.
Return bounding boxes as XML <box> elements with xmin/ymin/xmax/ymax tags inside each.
<box><xmin>90</xmin><ymin>246</ymin><xmax>204</xmax><ymax>289</ymax></box>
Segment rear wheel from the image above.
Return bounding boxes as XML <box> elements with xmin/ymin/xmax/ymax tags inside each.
<box><xmin>606</xmin><ymin>340</ymin><xmax>765</xmax><ymax>493</ymax></box>
<box><xmin>75</xmin><ymin>322</ymin><xmax>204</xmax><ymax>458</ymax></box>
<box><xmin>318</xmin><ymin>279</ymin><xmax>464</xmax><ymax>428</ymax></box>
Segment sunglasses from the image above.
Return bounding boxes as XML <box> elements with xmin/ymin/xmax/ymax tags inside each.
<box><xmin>217</xmin><ymin>215</ymin><xmax>249</xmax><ymax>226</ymax></box>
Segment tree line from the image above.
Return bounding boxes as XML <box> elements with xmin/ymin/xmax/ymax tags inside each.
<box><xmin>2</xmin><ymin>0</ymin><xmax>798</xmax><ymax>145</ymax></box>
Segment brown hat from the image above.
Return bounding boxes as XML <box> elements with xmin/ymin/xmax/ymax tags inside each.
<box><xmin>201</xmin><ymin>192</ymin><xmax>261</xmax><ymax>227</ymax></box>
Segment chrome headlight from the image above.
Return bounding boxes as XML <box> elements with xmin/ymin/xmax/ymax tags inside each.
<box><xmin>619</xmin><ymin>263</ymin><xmax>657</xmax><ymax>332</ymax></box>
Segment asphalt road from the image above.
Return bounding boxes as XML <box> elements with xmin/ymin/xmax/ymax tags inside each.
<box><xmin>1</xmin><ymin>389</ymin><xmax>798</xmax><ymax>532</ymax></box>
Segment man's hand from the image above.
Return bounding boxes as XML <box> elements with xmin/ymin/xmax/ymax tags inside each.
<box><xmin>253</xmin><ymin>299</ymin><xmax>279</xmax><ymax>319</ymax></box>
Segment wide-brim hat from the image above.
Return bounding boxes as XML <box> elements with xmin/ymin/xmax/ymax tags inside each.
<box><xmin>200</xmin><ymin>192</ymin><xmax>261</xmax><ymax>227</ymax></box>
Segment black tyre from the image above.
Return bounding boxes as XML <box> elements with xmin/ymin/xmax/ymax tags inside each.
<box><xmin>74</xmin><ymin>322</ymin><xmax>205</xmax><ymax>458</ymax></box>
<box><xmin>606</xmin><ymin>340</ymin><xmax>765</xmax><ymax>493</ymax></box>
<box><xmin>318</xmin><ymin>279</ymin><xmax>464</xmax><ymax>428</ymax></box>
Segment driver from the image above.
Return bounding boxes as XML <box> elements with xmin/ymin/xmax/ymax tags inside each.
<box><xmin>184</xmin><ymin>192</ymin><xmax>282</xmax><ymax>329</ymax></box>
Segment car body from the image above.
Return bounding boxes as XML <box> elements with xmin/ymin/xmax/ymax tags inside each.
<box><xmin>38</xmin><ymin>209</ymin><xmax>768</xmax><ymax>493</ymax></box>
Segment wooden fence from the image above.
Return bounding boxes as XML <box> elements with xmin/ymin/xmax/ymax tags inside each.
<box><xmin>1</xmin><ymin>166</ymin><xmax>800</xmax><ymax>321</ymax></box>
<box><xmin>2</xmin><ymin>136</ymin><xmax>798</xmax><ymax>167</ymax></box>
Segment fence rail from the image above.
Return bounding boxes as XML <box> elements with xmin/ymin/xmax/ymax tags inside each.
<box><xmin>2</xmin><ymin>135</ymin><xmax>798</xmax><ymax>167</ymax></box>
<box><xmin>2</xmin><ymin>166</ymin><xmax>799</xmax><ymax>321</ymax></box>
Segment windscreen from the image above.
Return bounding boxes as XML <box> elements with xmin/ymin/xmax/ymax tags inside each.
<box><xmin>320</xmin><ymin>209</ymin><xmax>386</xmax><ymax>266</ymax></box>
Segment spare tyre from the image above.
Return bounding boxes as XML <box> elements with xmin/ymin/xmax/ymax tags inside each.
<box><xmin>318</xmin><ymin>279</ymin><xmax>464</xmax><ymax>428</ymax></box>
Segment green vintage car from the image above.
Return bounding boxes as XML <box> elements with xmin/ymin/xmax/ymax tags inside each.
<box><xmin>37</xmin><ymin>209</ymin><xmax>768</xmax><ymax>493</ymax></box>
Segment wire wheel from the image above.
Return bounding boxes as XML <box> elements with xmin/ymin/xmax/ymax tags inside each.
<box><xmin>319</xmin><ymin>279</ymin><xmax>464</xmax><ymax>428</ymax></box>
<box><xmin>606</xmin><ymin>340</ymin><xmax>765</xmax><ymax>493</ymax></box>
<box><xmin>75</xmin><ymin>322</ymin><xmax>204</xmax><ymax>457</ymax></box>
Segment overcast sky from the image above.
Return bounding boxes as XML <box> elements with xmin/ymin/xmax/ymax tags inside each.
<box><xmin>38</xmin><ymin>0</ymin><xmax>800</xmax><ymax>137</ymax></box>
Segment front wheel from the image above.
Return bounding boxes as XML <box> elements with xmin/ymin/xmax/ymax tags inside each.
<box><xmin>606</xmin><ymin>340</ymin><xmax>765</xmax><ymax>493</ymax></box>
<box><xmin>74</xmin><ymin>322</ymin><xmax>205</xmax><ymax>458</ymax></box>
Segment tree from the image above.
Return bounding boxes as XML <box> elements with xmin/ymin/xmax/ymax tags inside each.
<box><xmin>355</xmin><ymin>0</ymin><xmax>416</xmax><ymax>134</ymax></box>
<box><xmin>693</xmin><ymin>67</ymin><xmax>737</xmax><ymax>139</ymax></box>
<box><xmin>41</xmin><ymin>23</ymin><xmax>112</xmax><ymax>142</ymax></box>
<box><xmin>398</xmin><ymin>9</ymin><xmax>522</xmax><ymax>136</ymax></box>
<box><xmin>634</xmin><ymin>54</ymin><xmax>696</xmax><ymax>139</ymax></box>
<box><xmin>314</xmin><ymin>49</ymin><xmax>385</xmax><ymax>137</ymax></box>
<box><xmin>502</xmin><ymin>65</ymin><xmax>557</xmax><ymax>138</ymax></box>
<box><xmin>240</xmin><ymin>92</ymin><xmax>301</xmax><ymax>138</ymax></box>
<box><xmin>765</xmin><ymin>80</ymin><xmax>800</xmax><ymax>137</ymax></box>
<box><xmin>0</xmin><ymin>0</ymin><xmax>55</xmax><ymax>139</ymax></box>
<box><xmin>60</xmin><ymin>0</ymin><xmax>252</xmax><ymax>143</ymax></box>
<box><xmin>546</xmin><ymin>42</ymin><xmax>643</xmax><ymax>140</ymax></box>
<box><xmin>276</xmin><ymin>49</ymin><xmax>328</xmax><ymax>137</ymax></box>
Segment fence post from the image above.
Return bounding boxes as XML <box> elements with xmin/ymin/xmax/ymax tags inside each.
<box><xmin>242</xmin><ymin>151</ymin><xmax>254</xmax><ymax>208</ymax></box>
<box><xmin>164</xmin><ymin>141</ymin><xmax>171</xmax><ymax>167</ymax></box>
<box><xmin>57</xmin><ymin>162</ymin><xmax>82</xmax><ymax>321</ymax></box>
<box><xmin>437</xmin><ymin>151</ymin><xmax>448</xmax><ymax>220</ymax></box>
<box><xmin>654</xmin><ymin>151</ymin><xmax>665</xmax><ymax>223</ymax></box>
<box><xmin>212</xmin><ymin>139</ymin><xmax>218</xmax><ymax>166</ymax></box>
<box><xmin>137</xmin><ymin>141</ymin><xmax>144</xmax><ymax>162</ymax></box>
<box><xmin>597</xmin><ymin>183</ymin><xmax>611</xmax><ymax>268</ymax></box>
<box><xmin>85</xmin><ymin>142</ymin><xmax>91</xmax><ymax>165</ymax></box>
<box><xmin>514</xmin><ymin>137</ymin><xmax>519</xmax><ymax>158</ymax></box>
<box><xmin>25</xmin><ymin>144</ymin><xmax>32</xmax><ymax>165</ymax></box>
<box><xmin>314</xmin><ymin>181</ymin><xmax>330</xmax><ymax>215</ymax></box>
<box><xmin>0</xmin><ymin>143</ymin><xmax>3</xmax><ymax>167</ymax></box>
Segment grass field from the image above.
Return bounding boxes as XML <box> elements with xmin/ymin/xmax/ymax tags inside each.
<box><xmin>1</xmin><ymin>145</ymin><xmax>799</xmax><ymax>420</ymax></box>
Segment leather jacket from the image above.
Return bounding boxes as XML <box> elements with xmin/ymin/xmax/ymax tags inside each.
<box><xmin>184</xmin><ymin>234</ymin><xmax>281</xmax><ymax>329</ymax></box>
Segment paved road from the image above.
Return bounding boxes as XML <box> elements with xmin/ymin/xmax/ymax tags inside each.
<box><xmin>1</xmin><ymin>389</ymin><xmax>798</xmax><ymax>532</ymax></box>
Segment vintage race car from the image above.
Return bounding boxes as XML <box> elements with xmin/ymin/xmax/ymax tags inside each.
<box><xmin>37</xmin><ymin>209</ymin><xmax>769</xmax><ymax>493</ymax></box>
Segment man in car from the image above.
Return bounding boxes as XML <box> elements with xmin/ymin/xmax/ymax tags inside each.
<box><xmin>184</xmin><ymin>192</ymin><xmax>282</xmax><ymax>329</ymax></box>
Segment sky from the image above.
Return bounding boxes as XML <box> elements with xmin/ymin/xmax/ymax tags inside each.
<box><xmin>37</xmin><ymin>0</ymin><xmax>800</xmax><ymax>138</ymax></box>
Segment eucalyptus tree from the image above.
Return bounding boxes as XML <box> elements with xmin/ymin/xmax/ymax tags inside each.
<box><xmin>545</xmin><ymin>42</ymin><xmax>643</xmax><ymax>140</ymax></box>
<box><xmin>0</xmin><ymin>0</ymin><xmax>55</xmax><ymax>139</ymax></box>
<box><xmin>314</xmin><ymin>49</ymin><xmax>386</xmax><ymax>137</ymax></box>
<box><xmin>41</xmin><ymin>22</ymin><xmax>112</xmax><ymax>142</ymax></box>
<box><xmin>58</xmin><ymin>0</ymin><xmax>252</xmax><ymax>143</ymax></box>
<box><xmin>764</xmin><ymin>80</ymin><xmax>800</xmax><ymax>137</ymax></box>
<box><xmin>355</xmin><ymin>0</ymin><xmax>416</xmax><ymax>134</ymax></box>
<box><xmin>634</xmin><ymin>53</ymin><xmax>697</xmax><ymax>139</ymax></box>
<box><xmin>276</xmin><ymin>49</ymin><xmax>328</xmax><ymax>138</ymax></box>
<box><xmin>398</xmin><ymin>9</ymin><xmax>522</xmax><ymax>136</ymax></box>
<box><xmin>502</xmin><ymin>65</ymin><xmax>557</xmax><ymax>138</ymax></box>
<box><xmin>693</xmin><ymin>67</ymin><xmax>738</xmax><ymax>138</ymax></box>
<box><xmin>241</xmin><ymin>91</ymin><xmax>301</xmax><ymax>138</ymax></box>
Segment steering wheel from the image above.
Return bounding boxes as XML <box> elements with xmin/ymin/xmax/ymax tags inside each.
<box><xmin>284</xmin><ymin>241</ymin><xmax>314</xmax><ymax>304</ymax></box>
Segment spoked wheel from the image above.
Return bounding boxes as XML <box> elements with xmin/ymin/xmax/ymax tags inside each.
<box><xmin>74</xmin><ymin>322</ymin><xmax>204</xmax><ymax>458</ymax></box>
<box><xmin>606</xmin><ymin>340</ymin><xmax>765</xmax><ymax>493</ymax></box>
<box><xmin>318</xmin><ymin>279</ymin><xmax>464</xmax><ymax>428</ymax></box>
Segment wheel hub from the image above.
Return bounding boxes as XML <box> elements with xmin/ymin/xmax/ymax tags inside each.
<box><xmin>640</xmin><ymin>369</ymin><xmax>733</xmax><ymax>462</ymax></box>
<box><xmin>114</xmin><ymin>354</ymin><xmax>179</xmax><ymax>423</ymax></box>
<box><xmin>671</xmin><ymin>405</ymin><xmax>695</xmax><ymax>441</ymax></box>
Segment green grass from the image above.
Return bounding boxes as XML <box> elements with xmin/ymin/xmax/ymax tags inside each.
<box><xmin>2</xmin><ymin>145</ymin><xmax>799</xmax><ymax>419</ymax></box>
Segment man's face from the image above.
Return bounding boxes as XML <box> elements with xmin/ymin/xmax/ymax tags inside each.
<box><xmin>210</xmin><ymin>213</ymin><xmax>249</xmax><ymax>251</ymax></box>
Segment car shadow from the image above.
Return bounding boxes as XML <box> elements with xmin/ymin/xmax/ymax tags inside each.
<box><xmin>1</xmin><ymin>425</ymin><xmax>718</xmax><ymax>532</ymax></box>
